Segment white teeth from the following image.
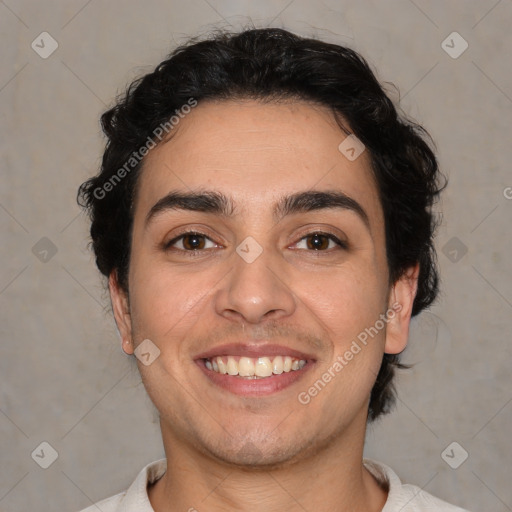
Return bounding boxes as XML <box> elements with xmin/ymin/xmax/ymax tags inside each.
<box><xmin>227</xmin><ymin>356</ymin><xmax>238</xmax><ymax>376</ymax></box>
<box><xmin>205</xmin><ymin>355</ymin><xmax>307</xmax><ymax>377</ymax></box>
<box><xmin>216</xmin><ymin>357</ymin><xmax>228</xmax><ymax>374</ymax></box>
<box><xmin>255</xmin><ymin>357</ymin><xmax>273</xmax><ymax>377</ymax></box>
<box><xmin>272</xmin><ymin>355</ymin><xmax>284</xmax><ymax>374</ymax></box>
<box><xmin>238</xmin><ymin>356</ymin><xmax>255</xmax><ymax>377</ymax></box>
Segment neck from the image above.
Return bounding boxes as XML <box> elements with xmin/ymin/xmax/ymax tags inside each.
<box><xmin>148</xmin><ymin>411</ymin><xmax>387</xmax><ymax>512</ymax></box>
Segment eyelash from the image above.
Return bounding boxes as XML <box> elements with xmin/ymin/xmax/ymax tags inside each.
<box><xmin>294</xmin><ymin>232</ymin><xmax>348</xmax><ymax>251</ymax></box>
<box><xmin>163</xmin><ymin>230</ymin><xmax>348</xmax><ymax>255</ymax></box>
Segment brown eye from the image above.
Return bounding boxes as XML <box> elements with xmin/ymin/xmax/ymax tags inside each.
<box><xmin>306</xmin><ymin>233</ymin><xmax>331</xmax><ymax>250</ymax></box>
<box><xmin>182</xmin><ymin>233</ymin><xmax>206</xmax><ymax>250</ymax></box>
<box><xmin>166</xmin><ymin>232</ymin><xmax>217</xmax><ymax>251</ymax></box>
<box><xmin>293</xmin><ymin>232</ymin><xmax>347</xmax><ymax>251</ymax></box>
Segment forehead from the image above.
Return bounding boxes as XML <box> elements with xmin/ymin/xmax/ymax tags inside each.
<box><xmin>135</xmin><ymin>99</ymin><xmax>382</xmax><ymax>225</ymax></box>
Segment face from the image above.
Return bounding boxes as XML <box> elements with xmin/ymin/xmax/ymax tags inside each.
<box><xmin>111</xmin><ymin>99</ymin><xmax>417</xmax><ymax>467</ymax></box>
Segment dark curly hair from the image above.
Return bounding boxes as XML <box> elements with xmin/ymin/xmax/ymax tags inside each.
<box><xmin>78</xmin><ymin>27</ymin><xmax>444</xmax><ymax>422</ymax></box>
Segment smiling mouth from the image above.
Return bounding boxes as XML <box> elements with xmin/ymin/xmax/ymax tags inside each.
<box><xmin>194</xmin><ymin>343</ymin><xmax>316</xmax><ymax>396</ymax></box>
<box><xmin>203</xmin><ymin>355</ymin><xmax>307</xmax><ymax>378</ymax></box>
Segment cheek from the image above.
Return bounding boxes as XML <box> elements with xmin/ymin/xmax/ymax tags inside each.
<box><xmin>128</xmin><ymin>264</ymin><xmax>212</xmax><ymax>341</ymax></box>
<box><xmin>294</xmin><ymin>262</ymin><xmax>387</xmax><ymax>338</ymax></box>
<box><xmin>294</xmin><ymin>266</ymin><xmax>389</xmax><ymax>420</ymax></box>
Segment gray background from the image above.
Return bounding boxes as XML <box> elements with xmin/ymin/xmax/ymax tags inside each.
<box><xmin>1</xmin><ymin>1</ymin><xmax>511</xmax><ymax>511</ymax></box>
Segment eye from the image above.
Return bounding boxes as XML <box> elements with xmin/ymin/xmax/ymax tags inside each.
<box><xmin>165</xmin><ymin>232</ymin><xmax>218</xmax><ymax>251</ymax></box>
<box><xmin>294</xmin><ymin>232</ymin><xmax>347</xmax><ymax>251</ymax></box>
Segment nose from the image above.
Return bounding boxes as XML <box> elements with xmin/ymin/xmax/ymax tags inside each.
<box><xmin>214</xmin><ymin>246</ymin><xmax>297</xmax><ymax>325</ymax></box>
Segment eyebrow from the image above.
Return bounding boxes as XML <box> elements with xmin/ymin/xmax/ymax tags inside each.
<box><xmin>145</xmin><ymin>189</ymin><xmax>370</xmax><ymax>229</ymax></box>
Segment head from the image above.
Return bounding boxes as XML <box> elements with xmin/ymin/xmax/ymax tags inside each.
<box><xmin>78</xmin><ymin>28</ymin><xmax>443</xmax><ymax>465</ymax></box>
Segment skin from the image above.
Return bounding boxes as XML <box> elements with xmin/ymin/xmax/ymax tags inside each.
<box><xmin>110</xmin><ymin>99</ymin><xmax>419</xmax><ymax>512</ymax></box>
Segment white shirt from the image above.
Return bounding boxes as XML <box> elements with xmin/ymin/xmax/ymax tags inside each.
<box><xmin>77</xmin><ymin>458</ymin><xmax>471</xmax><ymax>512</ymax></box>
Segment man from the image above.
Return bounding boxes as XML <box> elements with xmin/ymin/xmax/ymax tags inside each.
<box><xmin>77</xmin><ymin>27</ymin><xmax>470</xmax><ymax>512</ymax></box>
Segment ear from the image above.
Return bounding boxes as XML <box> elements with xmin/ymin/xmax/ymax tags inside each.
<box><xmin>384</xmin><ymin>263</ymin><xmax>420</xmax><ymax>355</ymax></box>
<box><xmin>109</xmin><ymin>270</ymin><xmax>134</xmax><ymax>355</ymax></box>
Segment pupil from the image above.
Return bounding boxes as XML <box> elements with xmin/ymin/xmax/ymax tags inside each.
<box><xmin>185</xmin><ymin>234</ymin><xmax>204</xmax><ymax>250</ymax></box>
<box><xmin>309</xmin><ymin>234</ymin><xmax>327</xmax><ymax>250</ymax></box>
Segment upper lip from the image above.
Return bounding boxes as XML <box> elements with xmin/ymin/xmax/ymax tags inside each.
<box><xmin>194</xmin><ymin>343</ymin><xmax>317</xmax><ymax>361</ymax></box>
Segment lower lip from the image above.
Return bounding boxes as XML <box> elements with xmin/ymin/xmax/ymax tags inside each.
<box><xmin>196</xmin><ymin>359</ymin><xmax>315</xmax><ymax>396</ymax></box>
